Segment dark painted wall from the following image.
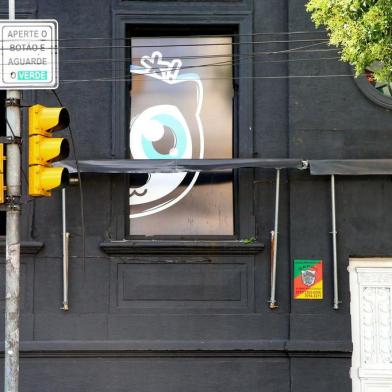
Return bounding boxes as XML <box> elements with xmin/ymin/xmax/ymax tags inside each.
<box><xmin>0</xmin><ymin>0</ymin><xmax>390</xmax><ymax>390</ymax></box>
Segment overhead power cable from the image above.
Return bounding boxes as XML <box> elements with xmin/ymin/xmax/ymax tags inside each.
<box><xmin>58</xmin><ymin>55</ymin><xmax>341</xmax><ymax>66</ymax></box>
<box><xmin>0</xmin><ymin>30</ymin><xmax>328</xmax><ymax>43</ymax></box>
<box><xmin>0</xmin><ymin>44</ymin><xmax>340</xmax><ymax>65</ymax></box>
<box><xmin>0</xmin><ymin>48</ymin><xmax>340</xmax><ymax>69</ymax></box>
<box><xmin>56</xmin><ymin>29</ymin><xmax>328</xmax><ymax>40</ymax></box>
<box><xmin>1</xmin><ymin>37</ymin><xmax>329</xmax><ymax>45</ymax></box>
<box><xmin>59</xmin><ymin>74</ymin><xmax>353</xmax><ymax>84</ymax></box>
<box><xmin>56</xmin><ymin>56</ymin><xmax>342</xmax><ymax>74</ymax></box>
<box><xmin>0</xmin><ymin>55</ymin><xmax>342</xmax><ymax>68</ymax></box>
<box><xmin>0</xmin><ymin>38</ymin><xmax>331</xmax><ymax>51</ymax></box>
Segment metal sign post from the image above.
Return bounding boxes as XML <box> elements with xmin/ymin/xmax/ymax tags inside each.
<box><xmin>4</xmin><ymin>88</ymin><xmax>21</xmax><ymax>392</ymax></box>
<box><xmin>4</xmin><ymin>1</ymin><xmax>21</xmax><ymax>390</ymax></box>
<box><xmin>3</xmin><ymin>3</ymin><xmax>59</xmax><ymax>391</ymax></box>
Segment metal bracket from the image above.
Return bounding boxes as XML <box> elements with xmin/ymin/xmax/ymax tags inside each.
<box><xmin>0</xmin><ymin>136</ymin><xmax>22</xmax><ymax>145</ymax></box>
<box><xmin>5</xmin><ymin>98</ymin><xmax>21</xmax><ymax>107</ymax></box>
<box><xmin>5</xmin><ymin>196</ymin><xmax>21</xmax><ymax>210</ymax></box>
<box><xmin>301</xmin><ymin>160</ymin><xmax>309</xmax><ymax>170</ymax></box>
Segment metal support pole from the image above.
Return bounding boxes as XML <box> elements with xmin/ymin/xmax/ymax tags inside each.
<box><xmin>4</xmin><ymin>90</ymin><xmax>21</xmax><ymax>391</ymax></box>
<box><xmin>4</xmin><ymin>2</ymin><xmax>21</xmax><ymax>391</ymax></box>
<box><xmin>61</xmin><ymin>188</ymin><xmax>70</xmax><ymax>311</ymax></box>
<box><xmin>269</xmin><ymin>169</ymin><xmax>280</xmax><ymax>309</ymax></box>
<box><xmin>8</xmin><ymin>0</ymin><xmax>15</xmax><ymax>19</ymax></box>
<box><xmin>331</xmin><ymin>175</ymin><xmax>340</xmax><ymax>310</ymax></box>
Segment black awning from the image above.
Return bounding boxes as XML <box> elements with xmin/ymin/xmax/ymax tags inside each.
<box><xmin>56</xmin><ymin>158</ymin><xmax>392</xmax><ymax>175</ymax></box>
<box><xmin>57</xmin><ymin>159</ymin><xmax>307</xmax><ymax>174</ymax></box>
<box><xmin>309</xmin><ymin>160</ymin><xmax>392</xmax><ymax>175</ymax></box>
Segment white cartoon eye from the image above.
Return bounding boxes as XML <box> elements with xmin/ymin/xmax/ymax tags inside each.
<box><xmin>130</xmin><ymin>105</ymin><xmax>192</xmax><ymax>160</ymax></box>
<box><xmin>129</xmin><ymin>105</ymin><xmax>192</xmax><ymax>209</ymax></box>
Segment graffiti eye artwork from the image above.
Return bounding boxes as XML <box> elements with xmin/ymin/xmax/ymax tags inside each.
<box><xmin>129</xmin><ymin>36</ymin><xmax>234</xmax><ymax>236</ymax></box>
<box><xmin>129</xmin><ymin>52</ymin><xmax>204</xmax><ymax>218</ymax></box>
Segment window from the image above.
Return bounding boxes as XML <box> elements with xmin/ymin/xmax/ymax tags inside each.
<box><xmin>128</xmin><ymin>35</ymin><xmax>235</xmax><ymax>236</ymax></box>
<box><xmin>109</xmin><ymin>16</ymin><xmax>254</xmax><ymax>243</ymax></box>
<box><xmin>356</xmin><ymin>66</ymin><xmax>392</xmax><ymax>110</ymax></box>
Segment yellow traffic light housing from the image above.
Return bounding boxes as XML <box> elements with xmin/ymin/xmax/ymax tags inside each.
<box><xmin>28</xmin><ymin>104</ymin><xmax>70</xmax><ymax>197</ymax></box>
<box><xmin>29</xmin><ymin>104</ymin><xmax>70</xmax><ymax>136</ymax></box>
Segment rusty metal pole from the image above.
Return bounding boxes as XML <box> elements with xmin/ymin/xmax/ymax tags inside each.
<box><xmin>61</xmin><ymin>188</ymin><xmax>70</xmax><ymax>311</ymax></box>
<box><xmin>331</xmin><ymin>175</ymin><xmax>340</xmax><ymax>310</ymax></box>
<box><xmin>4</xmin><ymin>0</ymin><xmax>22</xmax><ymax>390</ymax></box>
<box><xmin>269</xmin><ymin>169</ymin><xmax>280</xmax><ymax>309</ymax></box>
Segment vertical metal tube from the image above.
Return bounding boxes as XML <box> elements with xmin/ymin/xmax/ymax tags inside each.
<box><xmin>8</xmin><ymin>0</ymin><xmax>15</xmax><ymax>20</ymax></box>
<box><xmin>4</xmin><ymin>85</ymin><xmax>21</xmax><ymax>392</ymax></box>
<box><xmin>5</xmin><ymin>6</ymin><xmax>21</xmax><ymax>391</ymax></box>
<box><xmin>62</xmin><ymin>188</ymin><xmax>69</xmax><ymax>311</ymax></box>
<box><xmin>5</xmin><ymin>210</ymin><xmax>20</xmax><ymax>392</ymax></box>
<box><xmin>269</xmin><ymin>169</ymin><xmax>280</xmax><ymax>309</ymax></box>
<box><xmin>331</xmin><ymin>175</ymin><xmax>339</xmax><ymax>310</ymax></box>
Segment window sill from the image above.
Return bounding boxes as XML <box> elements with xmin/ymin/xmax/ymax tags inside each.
<box><xmin>0</xmin><ymin>240</ymin><xmax>44</xmax><ymax>255</ymax></box>
<box><xmin>100</xmin><ymin>240</ymin><xmax>264</xmax><ymax>255</ymax></box>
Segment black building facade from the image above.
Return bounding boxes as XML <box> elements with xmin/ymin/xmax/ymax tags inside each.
<box><xmin>1</xmin><ymin>0</ymin><xmax>392</xmax><ymax>391</ymax></box>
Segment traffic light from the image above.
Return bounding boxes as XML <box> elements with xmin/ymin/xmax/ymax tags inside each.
<box><xmin>28</xmin><ymin>104</ymin><xmax>70</xmax><ymax>197</ymax></box>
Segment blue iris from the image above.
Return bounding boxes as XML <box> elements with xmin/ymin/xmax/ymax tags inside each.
<box><xmin>142</xmin><ymin>113</ymin><xmax>187</xmax><ymax>159</ymax></box>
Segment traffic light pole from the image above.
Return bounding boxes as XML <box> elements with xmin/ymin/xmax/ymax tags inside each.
<box><xmin>4</xmin><ymin>0</ymin><xmax>21</xmax><ymax>390</ymax></box>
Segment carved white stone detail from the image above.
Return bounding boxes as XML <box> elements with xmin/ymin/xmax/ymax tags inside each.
<box><xmin>361</xmin><ymin>286</ymin><xmax>376</xmax><ymax>364</ymax></box>
<box><xmin>377</xmin><ymin>288</ymin><xmax>392</xmax><ymax>364</ymax></box>
<box><xmin>360</xmin><ymin>284</ymin><xmax>392</xmax><ymax>366</ymax></box>
<box><xmin>350</xmin><ymin>259</ymin><xmax>392</xmax><ymax>392</ymax></box>
<box><xmin>358</xmin><ymin>272</ymin><xmax>392</xmax><ymax>285</ymax></box>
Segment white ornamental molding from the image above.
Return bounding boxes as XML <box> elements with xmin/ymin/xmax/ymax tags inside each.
<box><xmin>349</xmin><ymin>258</ymin><xmax>392</xmax><ymax>392</ymax></box>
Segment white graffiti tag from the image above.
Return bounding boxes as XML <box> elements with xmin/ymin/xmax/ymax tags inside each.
<box><xmin>129</xmin><ymin>51</ymin><xmax>204</xmax><ymax>218</ymax></box>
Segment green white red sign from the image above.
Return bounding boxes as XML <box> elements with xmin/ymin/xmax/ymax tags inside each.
<box><xmin>293</xmin><ymin>259</ymin><xmax>323</xmax><ymax>300</ymax></box>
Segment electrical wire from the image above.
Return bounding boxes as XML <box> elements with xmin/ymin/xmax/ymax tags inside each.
<box><xmin>57</xmin><ymin>56</ymin><xmax>342</xmax><ymax>74</ymax></box>
<box><xmin>1</xmin><ymin>36</ymin><xmax>347</xmax><ymax>84</ymax></box>
<box><xmin>5</xmin><ymin>117</ymin><xmax>16</xmax><ymax>138</ymax></box>
<box><xmin>53</xmin><ymin>42</ymin><xmax>345</xmax><ymax>83</ymax></box>
<box><xmin>0</xmin><ymin>55</ymin><xmax>342</xmax><ymax>70</ymax></box>
<box><xmin>3</xmin><ymin>43</ymin><xmax>337</xmax><ymax>74</ymax></box>
<box><xmin>0</xmin><ymin>29</ymin><xmax>328</xmax><ymax>43</ymax></box>
<box><xmin>52</xmin><ymin>90</ymin><xmax>86</xmax><ymax>271</ymax></box>
<box><xmin>52</xmin><ymin>29</ymin><xmax>329</xmax><ymax>41</ymax></box>
<box><xmin>61</xmin><ymin>43</ymin><xmax>339</xmax><ymax>66</ymax></box>
<box><xmin>1</xmin><ymin>37</ymin><xmax>329</xmax><ymax>45</ymax></box>
<box><xmin>0</xmin><ymin>37</ymin><xmax>331</xmax><ymax>51</ymax></box>
<box><xmin>53</xmin><ymin>43</ymin><xmax>345</xmax><ymax>82</ymax></box>
<box><xmin>58</xmin><ymin>55</ymin><xmax>340</xmax><ymax>66</ymax></box>
<box><xmin>88</xmin><ymin>38</ymin><xmax>329</xmax><ymax>49</ymax></box>
<box><xmin>0</xmin><ymin>48</ymin><xmax>340</xmax><ymax>68</ymax></box>
<box><xmin>59</xmin><ymin>74</ymin><xmax>353</xmax><ymax>84</ymax></box>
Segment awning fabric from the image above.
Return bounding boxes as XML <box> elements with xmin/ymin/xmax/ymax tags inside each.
<box><xmin>57</xmin><ymin>159</ymin><xmax>307</xmax><ymax>174</ymax></box>
<box><xmin>309</xmin><ymin>160</ymin><xmax>392</xmax><ymax>175</ymax></box>
<box><xmin>56</xmin><ymin>159</ymin><xmax>392</xmax><ymax>175</ymax></box>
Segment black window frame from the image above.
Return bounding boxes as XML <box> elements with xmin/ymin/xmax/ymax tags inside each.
<box><xmin>110</xmin><ymin>12</ymin><xmax>254</xmax><ymax>242</ymax></box>
<box><xmin>112</xmin><ymin>0</ymin><xmax>252</xmax><ymax>14</ymax></box>
<box><xmin>0</xmin><ymin>91</ymin><xmax>6</xmax><ymax>236</ymax></box>
<box><xmin>356</xmin><ymin>73</ymin><xmax>392</xmax><ymax>110</ymax></box>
